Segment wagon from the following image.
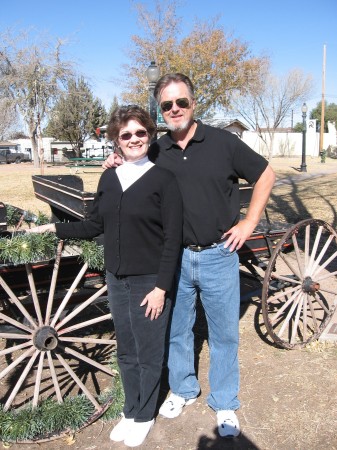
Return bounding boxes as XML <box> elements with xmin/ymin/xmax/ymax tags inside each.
<box><xmin>0</xmin><ymin>174</ymin><xmax>336</xmax><ymax>442</ymax></box>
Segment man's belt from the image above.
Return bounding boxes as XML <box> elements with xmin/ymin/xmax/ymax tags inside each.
<box><xmin>185</xmin><ymin>237</ymin><xmax>227</xmax><ymax>252</ymax></box>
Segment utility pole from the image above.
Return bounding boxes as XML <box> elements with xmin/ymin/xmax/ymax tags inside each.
<box><xmin>319</xmin><ymin>44</ymin><xmax>326</xmax><ymax>154</ymax></box>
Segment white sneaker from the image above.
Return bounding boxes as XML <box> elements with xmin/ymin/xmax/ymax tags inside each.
<box><xmin>159</xmin><ymin>393</ymin><xmax>197</xmax><ymax>418</ymax></box>
<box><xmin>109</xmin><ymin>415</ymin><xmax>134</xmax><ymax>442</ymax></box>
<box><xmin>123</xmin><ymin>419</ymin><xmax>154</xmax><ymax>447</ymax></box>
<box><xmin>217</xmin><ymin>410</ymin><xmax>240</xmax><ymax>438</ymax></box>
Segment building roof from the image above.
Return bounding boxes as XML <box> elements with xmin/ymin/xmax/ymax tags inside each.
<box><xmin>0</xmin><ymin>141</ymin><xmax>18</xmax><ymax>148</ymax></box>
<box><xmin>202</xmin><ymin>118</ymin><xmax>249</xmax><ymax>137</ymax></box>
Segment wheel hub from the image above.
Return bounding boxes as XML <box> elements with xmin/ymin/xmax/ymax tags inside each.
<box><xmin>302</xmin><ymin>276</ymin><xmax>320</xmax><ymax>294</ymax></box>
<box><xmin>33</xmin><ymin>325</ymin><xmax>59</xmax><ymax>351</ymax></box>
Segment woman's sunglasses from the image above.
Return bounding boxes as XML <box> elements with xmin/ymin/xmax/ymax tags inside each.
<box><xmin>160</xmin><ymin>98</ymin><xmax>190</xmax><ymax>112</ymax></box>
<box><xmin>118</xmin><ymin>130</ymin><xmax>148</xmax><ymax>141</ymax></box>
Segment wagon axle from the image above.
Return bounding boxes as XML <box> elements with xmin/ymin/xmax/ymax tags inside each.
<box><xmin>302</xmin><ymin>276</ymin><xmax>320</xmax><ymax>295</ymax></box>
<box><xmin>33</xmin><ymin>325</ymin><xmax>58</xmax><ymax>351</ymax></box>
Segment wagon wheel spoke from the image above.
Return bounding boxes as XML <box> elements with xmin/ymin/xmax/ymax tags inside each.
<box><xmin>50</xmin><ymin>262</ymin><xmax>89</xmax><ymax>328</ymax></box>
<box><xmin>33</xmin><ymin>351</ymin><xmax>46</xmax><ymax>407</ymax></box>
<box><xmin>310</xmin><ymin>235</ymin><xmax>334</xmax><ymax>276</ymax></box>
<box><xmin>0</xmin><ymin>332</ymin><xmax>32</xmax><ymax>340</ymax></box>
<box><xmin>47</xmin><ymin>350</ymin><xmax>63</xmax><ymax>404</ymax></box>
<box><xmin>55</xmin><ymin>285</ymin><xmax>108</xmax><ymax>331</ymax></box>
<box><xmin>291</xmin><ymin>232</ymin><xmax>304</xmax><ymax>278</ymax></box>
<box><xmin>55</xmin><ymin>352</ymin><xmax>100</xmax><ymax>410</ymax></box>
<box><xmin>312</xmin><ymin>292</ymin><xmax>333</xmax><ymax>315</ymax></box>
<box><xmin>304</xmin><ymin>224</ymin><xmax>310</xmax><ymax>268</ymax></box>
<box><xmin>306</xmin><ymin>295</ymin><xmax>320</xmax><ymax>332</ymax></box>
<box><xmin>269</xmin><ymin>288</ymin><xmax>302</xmax><ymax>325</ymax></box>
<box><xmin>302</xmin><ymin>294</ymin><xmax>308</xmax><ymax>341</ymax></box>
<box><xmin>63</xmin><ymin>345</ymin><xmax>117</xmax><ymax>376</ymax></box>
<box><xmin>316</xmin><ymin>270</ymin><xmax>337</xmax><ymax>283</ymax></box>
<box><xmin>291</xmin><ymin>293</ymin><xmax>304</xmax><ymax>344</ymax></box>
<box><xmin>0</xmin><ymin>346</ymin><xmax>35</xmax><ymax>381</ymax></box>
<box><xmin>0</xmin><ymin>340</ymin><xmax>32</xmax><ymax>357</ymax></box>
<box><xmin>58</xmin><ymin>313</ymin><xmax>111</xmax><ymax>336</ymax></box>
<box><xmin>279</xmin><ymin>249</ymin><xmax>302</xmax><ymax>280</ymax></box>
<box><xmin>267</xmin><ymin>285</ymin><xmax>299</xmax><ymax>303</ymax></box>
<box><xmin>262</xmin><ymin>219</ymin><xmax>337</xmax><ymax>349</ymax></box>
<box><xmin>0</xmin><ymin>311</ymin><xmax>33</xmax><ymax>334</ymax></box>
<box><xmin>314</xmin><ymin>252</ymin><xmax>337</xmax><ymax>278</ymax></box>
<box><xmin>59</xmin><ymin>336</ymin><xmax>116</xmax><ymax>345</ymax></box>
<box><xmin>4</xmin><ymin>350</ymin><xmax>39</xmax><ymax>411</ymax></box>
<box><xmin>0</xmin><ymin>275</ymin><xmax>38</xmax><ymax>329</ymax></box>
<box><xmin>45</xmin><ymin>240</ymin><xmax>64</xmax><ymax>325</ymax></box>
<box><xmin>270</xmin><ymin>273</ymin><xmax>302</xmax><ymax>285</ymax></box>
<box><xmin>307</xmin><ymin>225</ymin><xmax>323</xmax><ymax>274</ymax></box>
<box><xmin>25</xmin><ymin>263</ymin><xmax>44</xmax><ymax>326</ymax></box>
<box><xmin>277</xmin><ymin>293</ymin><xmax>301</xmax><ymax>339</ymax></box>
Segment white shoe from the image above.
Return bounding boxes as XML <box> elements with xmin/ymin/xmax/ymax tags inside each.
<box><xmin>123</xmin><ymin>419</ymin><xmax>154</xmax><ymax>447</ymax></box>
<box><xmin>159</xmin><ymin>393</ymin><xmax>197</xmax><ymax>418</ymax></box>
<box><xmin>217</xmin><ymin>410</ymin><xmax>240</xmax><ymax>438</ymax></box>
<box><xmin>109</xmin><ymin>415</ymin><xmax>134</xmax><ymax>442</ymax></box>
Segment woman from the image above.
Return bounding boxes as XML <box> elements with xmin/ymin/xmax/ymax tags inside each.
<box><xmin>30</xmin><ymin>105</ymin><xmax>183</xmax><ymax>447</ymax></box>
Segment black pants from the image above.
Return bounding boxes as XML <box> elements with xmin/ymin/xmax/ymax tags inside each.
<box><xmin>106</xmin><ymin>271</ymin><xmax>172</xmax><ymax>422</ymax></box>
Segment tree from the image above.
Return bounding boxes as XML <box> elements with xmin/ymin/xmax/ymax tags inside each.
<box><xmin>292</xmin><ymin>122</ymin><xmax>304</xmax><ymax>133</ymax></box>
<box><xmin>0</xmin><ymin>98</ymin><xmax>19</xmax><ymax>140</ymax></box>
<box><xmin>0</xmin><ymin>30</ymin><xmax>74</xmax><ymax>167</ymax></box>
<box><xmin>108</xmin><ymin>95</ymin><xmax>119</xmax><ymax>119</ymax></box>
<box><xmin>232</xmin><ymin>63</ymin><xmax>314</xmax><ymax>159</ymax></box>
<box><xmin>119</xmin><ymin>0</ymin><xmax>268</xmax><ymax>118</ymax></box>
<box><xmin>8</xmin><ymin>131</ymin><xmax>29</xmax><ymax>139</ymax></box>
<box><xmin>310</xmin><ymin>101</ymin><xmax>337</xmax><ymax>132</ymax></box>
<box><xmin>45</xmin><ymin>77</ymin><xmax>107</xmax><ymax>156</ymax></box>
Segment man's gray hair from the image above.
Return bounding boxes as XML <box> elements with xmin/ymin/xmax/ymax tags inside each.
<box><xmin>154</xmin><ymin>73</ymin><xmax>195</xmax><ymax>102</ymax></box>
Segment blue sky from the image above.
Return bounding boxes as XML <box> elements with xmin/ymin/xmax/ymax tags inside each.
<box><xmin>1</xmin><ymin>0</ymin><xmax>336</xmax><ymax>125</ymax></box>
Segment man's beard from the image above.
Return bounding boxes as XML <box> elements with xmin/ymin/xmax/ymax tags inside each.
<box><xmin>166</xmin><ymin>118</ymin><xmax>190</xmax><ymax>132</ymax></box>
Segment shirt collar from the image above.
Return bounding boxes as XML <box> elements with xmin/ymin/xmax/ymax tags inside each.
<box><xmin>158</xmin><ymin>119</ymin><xmax>205</xmax><ymax>150</ymax></box>
<box><xmin>122</xmin><ymin>155</ymin><xmax>150</xmax><ymax>166</ymax></box>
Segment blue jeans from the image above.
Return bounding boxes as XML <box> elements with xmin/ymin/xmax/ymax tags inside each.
<box><xmin>167</xmin><ymin>243</ymin><xmax>240</xmax><ymax>411</ymax></box>
<box><xmin>106</xmin><ymin>272</ymin><xmax>172</xmax><ymax>421</ymax></box>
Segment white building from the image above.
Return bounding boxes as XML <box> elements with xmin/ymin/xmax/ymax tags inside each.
<box><xmin>8</xmin><ymin>120</ymin><xmax>337</xmax><ymax>162</ymax></box>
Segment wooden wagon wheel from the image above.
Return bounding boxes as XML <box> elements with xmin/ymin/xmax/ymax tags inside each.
<box><xmin>262</xmin><ymin>219</ymin><xmax>337</xmax><ymax>349</ymax></box>
<box><xmin>0</xmin><ymin>240</ymin><xmax>117</xmax><ymax>442</ymax></box>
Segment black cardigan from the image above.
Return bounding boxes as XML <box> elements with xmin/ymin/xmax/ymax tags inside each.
<box><xmin>55</xmin><ymin>166</ymin><xmax>183</xmax><ymax>292</ymax></box>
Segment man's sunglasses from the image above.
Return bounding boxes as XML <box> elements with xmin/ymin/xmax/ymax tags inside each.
<box><xmin>118</xmin><ymin>130</ymin><xmax>148</xmax><ymax>141</ymax></box>
<box><xmin>160</xmin><ymin>98</ymin><xmax>190</xmax><ymax>112</ymax></box>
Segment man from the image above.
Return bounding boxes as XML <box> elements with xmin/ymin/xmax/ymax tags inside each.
<box><xmin>105</xmin><ymin>73</ymin><xmax>275</xmax><ymax>438</ymax></box>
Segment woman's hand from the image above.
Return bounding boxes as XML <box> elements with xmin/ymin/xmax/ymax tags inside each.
<box><xmin>102</xmin><ymin>153</ymin><xmax>123</xmax><ymax>169</ymax></box>
<box><xmin>140</xmin><ymin>287</ymin><xmax>166</xmax><ymax>320</ymax></box>
<box><xmin>26</xmin><ymin>224</ymin><xmax>56</xmax><ymax>234</ymax></box>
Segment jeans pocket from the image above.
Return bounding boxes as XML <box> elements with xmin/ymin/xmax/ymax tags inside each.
<box><xmin>216</xmin><ymin>243</ymin><xmax>234</xmax><ymax>257</ymax></box>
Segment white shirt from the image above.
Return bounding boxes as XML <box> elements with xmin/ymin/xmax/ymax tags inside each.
<box><xmin>116</xmin><ymin>156</ymin><xmax>154</xmax><ymax>191</ymax></box>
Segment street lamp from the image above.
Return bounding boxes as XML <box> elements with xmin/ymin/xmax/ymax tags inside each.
<box><xmin>145</xmin><ymin>61</ymin><xmax>160</xmax><ymax>139</ymax></box>
<box><xmin>300</xmin><ymin>102</ymin><xmax>308</xmax><ymax>172</ymax></box>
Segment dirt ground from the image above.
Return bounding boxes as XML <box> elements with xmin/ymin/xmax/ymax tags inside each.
<box><xmin>1</xmin><ymin>157</ymin><xmax>337</xmax><ymax>450</ymax></box>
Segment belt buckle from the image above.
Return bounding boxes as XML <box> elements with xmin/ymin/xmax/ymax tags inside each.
<box><xmin>188</xmin><ymin>244</ymin><xmax>203</xmax><ymax>252</ymax></box>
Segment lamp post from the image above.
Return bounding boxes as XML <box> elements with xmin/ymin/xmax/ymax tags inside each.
<box><xmin>145</xmin><ymin>61</ymin><xmax>160</xmax><ymax>140</ymax></box>
<box><xmin>300</xmin><ymin>102</ymin><xmax>308</xmax><ymax>172</ymax></box>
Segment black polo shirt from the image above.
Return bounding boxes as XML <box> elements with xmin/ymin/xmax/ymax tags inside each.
<box><xmin>149</xmin><ymin>120</ymin><xmax>268</xmax><ymax>246</ymax></box>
